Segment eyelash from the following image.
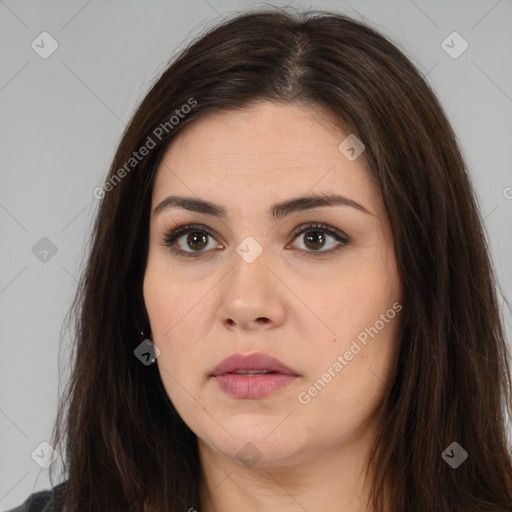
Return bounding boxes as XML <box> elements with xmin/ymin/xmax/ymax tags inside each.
<box><xmin>160</xmin><ymin>222</ymin><xmax>350</xmax><ymax>259</ymax></box>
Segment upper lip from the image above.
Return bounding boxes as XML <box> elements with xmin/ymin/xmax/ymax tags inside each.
<box><xmin>211</xmin><ymin>352</ymin><xmax>299</xmax><ymax>377</ymax></box>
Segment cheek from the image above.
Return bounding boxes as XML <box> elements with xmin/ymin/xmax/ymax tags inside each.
<box><xmin>315</xmin><ymin>257</ymin><xmax>399</xmax><ymax>340</ymax></box>
<box><xmin>143</xmin><ymin>258</ymin><xmax>202</xmax><ymax>342</ymax></box>
<box><xmin>297</xmin><ymin>310</ymin><xmax>401</xmax><ymax>440</ymax></box>
<box><xmin>298</xmin><ymin>252</ymin><xmax>401</xmax><ymax>405</ymax></box>
<box><xmin>144</xmin><ymin>274</ymin><xmax>203</xmax><ymax>413</ymax></box>
<box><xmin>143</xmin><ymin>266</ymin><xmax>210</xmax><ymax>391</ymax></box>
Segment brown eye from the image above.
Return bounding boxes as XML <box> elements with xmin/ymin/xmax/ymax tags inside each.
<box><xmin>288</xmin><ymin>223</ymin><xmax>349</xmax><ymax>256</ymax></box>
<box><xmin>184</xmin><ymin>231</ymin><xmax>209</xmax><ymax>251</ymax></box>
<box><xmin>162</xmin><ymin>224</ymin><xmax>221</xmax><ymax>257</ymax></box>
<box><xmin>302</xmin><ymin>230</ymin><xmax>327</xmax><ymax>250</ymax></box>
<box><xmin>161</xmin><ymin>222</ymin><xmax>349</xmax><ymax>259</ymax></box>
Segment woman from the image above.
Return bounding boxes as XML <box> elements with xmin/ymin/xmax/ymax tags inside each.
<box><xmin>9</xmin><ymin>6</ymin><xmax>512</xmax><ymax>512</ymax></box>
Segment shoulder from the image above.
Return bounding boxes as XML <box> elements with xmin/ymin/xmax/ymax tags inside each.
<box><xmin>5</xmin><ymin>481</ymin><xmax>68</xmax><ymax>512</ymax></box>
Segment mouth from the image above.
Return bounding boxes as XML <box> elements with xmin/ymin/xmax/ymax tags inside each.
<box><xmin>231</xmin><ymin>370</ymin><xmax>275</xmax><ymax>375</ymax></box>
<box><xmin>211</xmin><ymin>352</ymin><xmax>299</xmax><ymax>377</ymax></box>
<box><xmin>211</xmin><ymin>352</ymin><xmax>300</xmax><ymax>399</ymax></box>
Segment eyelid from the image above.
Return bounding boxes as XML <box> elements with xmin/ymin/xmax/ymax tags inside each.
<box><xmin>160</xmin><ymin>222</ymin><xmax>349</xmax><ymax>257</ymax></box>
<box><xmin>289</xmin><ymin>222</ymin><xmax>348</xmax><ymax>244</ymax></box>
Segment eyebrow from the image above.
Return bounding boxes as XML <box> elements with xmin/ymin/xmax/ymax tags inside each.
<box><xmin>154</xmin><ymin>193</ymin><xmax>374</xmax><ymax>220</ymax></box>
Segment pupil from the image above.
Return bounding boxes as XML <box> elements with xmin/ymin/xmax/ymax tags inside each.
<box><xmin>305</xmin><ymin>230</ymin><xmax>325</xmax><ymax>250</ymax></box>
<box><xmin>187</xmin><ymin>232</ymin><xmax>208</xmax><ymax>250</ymax></box>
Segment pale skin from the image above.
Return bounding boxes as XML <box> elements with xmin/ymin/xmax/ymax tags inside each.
<box><xmin>143</xmin><ymin>101</ymin><xmax>402</xmax><ymax>512</ymax></box>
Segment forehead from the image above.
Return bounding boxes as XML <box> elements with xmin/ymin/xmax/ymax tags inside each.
<box><xmin>151</xmin><ymin>102</ymin><xmax>378</xmax><ymax>212</ymax></box>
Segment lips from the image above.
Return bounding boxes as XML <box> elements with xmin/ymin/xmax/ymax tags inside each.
<box><xmin>211</xmin><ymin>352</ymin><xmax>299</xmax><ymax>377</ymax></box>
<box><xmin>210</xmin><ymin>353</ymin><xmax>300</xmax><ymax>399</ymax></box>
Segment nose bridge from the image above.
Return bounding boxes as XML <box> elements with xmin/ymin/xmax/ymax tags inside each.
<box><xmin>227</xmin><ymin>236</ymin><xmax>271</xmax><ymax>303</ymax></box>
<box><xmin>218</xmin><ymin>236</ymin><xmax>285</xmax><ymax>329</ymax></box>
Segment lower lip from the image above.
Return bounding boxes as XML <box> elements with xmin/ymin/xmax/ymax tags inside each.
<box><xmin>213</xmin><ymin>373</ymin><xmax>298</xmax><ymax>399</ymax></box>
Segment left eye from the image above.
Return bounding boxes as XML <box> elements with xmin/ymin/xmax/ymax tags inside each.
<box><xmin>288</xmin><ymin>223</ymin><xmax>349</xmax><ymax>255</ymax></box>
<box><xmin>161</xmin><ymin>222</ymin><xmax>349</xmax><ymax>257</ymax></box>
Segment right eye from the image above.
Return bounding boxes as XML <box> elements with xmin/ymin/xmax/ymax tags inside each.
<box><xmin>161</xmin><ymin>223</ymin><xmax>223</xmax><ymax>257</ymax></box>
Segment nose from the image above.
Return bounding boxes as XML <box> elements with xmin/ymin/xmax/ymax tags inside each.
<box><xmin>217</xmin><ymin>245</ymin><xmax>286</xmax><ymax>332</ymax></box>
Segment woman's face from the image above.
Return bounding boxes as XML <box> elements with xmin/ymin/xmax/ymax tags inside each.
<box><xmin>143</xmin><ymin>101</ymin><xmax>402</xmax><ymax>468</ymax></box>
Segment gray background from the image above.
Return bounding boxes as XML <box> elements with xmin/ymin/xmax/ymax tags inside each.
<box><xmin>1</xmin><ymin>0</ymin><xmax>511</xmax><ymax>509</ymax></box>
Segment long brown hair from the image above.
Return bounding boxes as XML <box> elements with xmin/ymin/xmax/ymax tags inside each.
<box><xmin>48</xmin><ymin>6</ymin><xmax>512</xmax><ymax>511</ymax></box>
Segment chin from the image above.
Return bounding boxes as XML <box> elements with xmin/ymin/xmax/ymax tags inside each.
<box><xmin>197</xmin><ymin>417</ymin><xmax>312</xmax><ymax>468</ymax></box>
